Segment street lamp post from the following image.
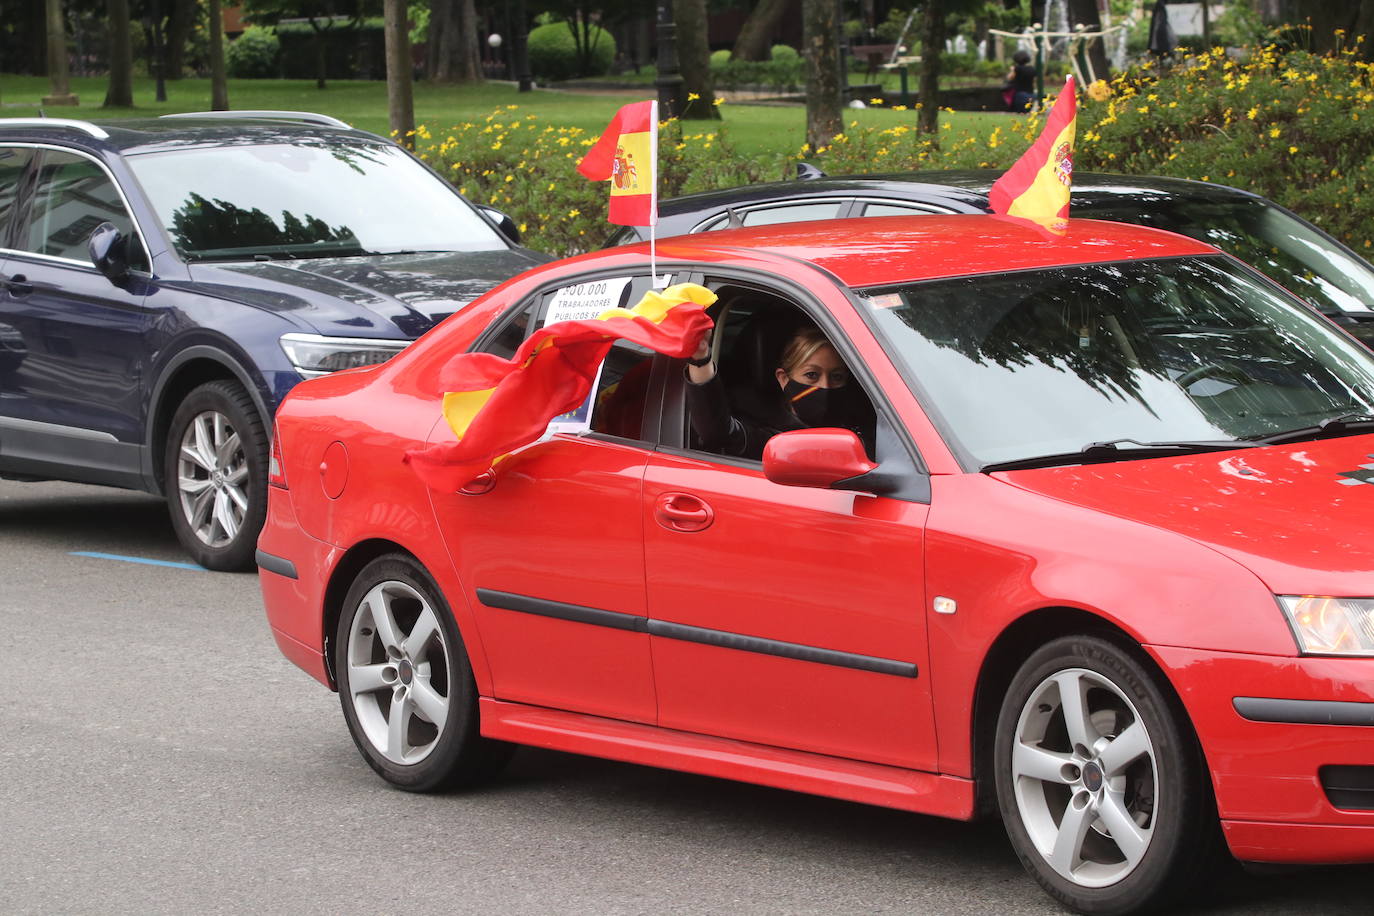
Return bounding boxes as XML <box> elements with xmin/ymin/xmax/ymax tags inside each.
<box><xmin>655</xmin><ymin>0</ymin><xmax>683</xmax><ymax>118</ymax></box>
<box><xmin>513</xmin><ymin>0</ymin><xmax>533</xmax><ymax>91</ymax></box>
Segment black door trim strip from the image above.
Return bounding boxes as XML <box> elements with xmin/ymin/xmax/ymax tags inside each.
<box><xmin>477</xmin><ymin>588</ymin><xmax>648</xmax><ymax>632</ymax></box>
<box><xmin>476</xmin><ymin>588</ymin><xmax>917</xmax><ymax>678</ymax></box>
<box><xmin>1234</xmin><ymin>696</ymin><xmax>1374</xmax><ymax>727</ymax></box>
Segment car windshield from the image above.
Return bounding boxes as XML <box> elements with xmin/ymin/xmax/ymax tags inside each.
<box><xmin>859</xmin><ymin>256</ymin><xmax>1374</xmax><ymax>468</ymax></box>
<box><xmin>1084</xmin><ymin>194</ymin><xmax>1374</xmax><ymax>315</ymax></box>
<box><xmin>126</xmin><ymin>140</ymin><xmax>505</xmax><ymax>262</ymax></box>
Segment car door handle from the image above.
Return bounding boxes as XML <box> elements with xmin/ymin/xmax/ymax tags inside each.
<box><xmin>654</xmin><ymin>492</ymin><xmax>714</xmax><ymax>533</ymax></box>
<box><xmin>3</xmin><ymin>274</ymin><xmax>32</xmax><ymax>297</ymax></box>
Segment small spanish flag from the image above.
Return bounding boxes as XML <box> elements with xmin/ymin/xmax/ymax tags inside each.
<box><xmin>989</xmin><ymin>75</ymin><xmax>1077</xmax><ymax>233</ymax></box>
<box><xmin>578</xmin><ymin>100</ymin><xmax>658</xmax><ymax>226</ymax></box>
<box><xmin>404</xmin><ymin>283</ymin><xmax>716</xmax><ymax>490</ymax></box>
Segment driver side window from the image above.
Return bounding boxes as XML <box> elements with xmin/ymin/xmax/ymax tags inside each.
<box><xmin>21</xmin><ymin>150</ymin><xmax>148</xmax><ymax>271</ymax></box>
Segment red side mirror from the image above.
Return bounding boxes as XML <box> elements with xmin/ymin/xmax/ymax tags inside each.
<box><xmin>762</xmin><ymin>428</ymin><xmax>878</xmax><ymax>489</ymax></box>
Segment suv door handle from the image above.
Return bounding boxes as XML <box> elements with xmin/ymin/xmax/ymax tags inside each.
<box><xmin>654</xmin><ymin>492</ymin><xmax>714</xmax><ymax>533</ymax></box>
<box><xmin>4</xmin><ymin>274</ymin><xmax>32</xmax><ymax>297</ymax></box>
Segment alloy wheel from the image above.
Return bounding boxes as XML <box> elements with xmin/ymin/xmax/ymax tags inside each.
<box><xmin>174</xmin><ymin>409</ymin><xmax>249</xmax><ymax>549</ymax></box>
<box><xmin>345</xmin><ymin>579</ymin><xmax>450</xmax><ymax>765</ymax></box>
<box><xmin>1009</xmin><ymin>666</ymin><xmax>1159</xmax><ymax>888</ymax></box>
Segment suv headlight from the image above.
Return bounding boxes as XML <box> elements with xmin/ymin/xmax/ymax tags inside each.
<box><xmin>280</xmin><ymin>333</ymin><xmax>408</xmax><ymax>378</ymax></box>
<box><xmin>1278</xmin><ymin>596</ymin><xmax>1374</xmax><ymax>656</ymax></box>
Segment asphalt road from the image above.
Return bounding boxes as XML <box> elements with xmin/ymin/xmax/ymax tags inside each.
<box><xmin>3</xmin><ymin>480</ymin><xmax>1371</xmax><ymax>915</ymax></box>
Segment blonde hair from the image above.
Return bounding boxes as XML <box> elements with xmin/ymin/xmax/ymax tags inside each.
<box><xmin>776</xmin><ymin>326</ymin><xmax>832</xmax><ymax>376</ymax></box>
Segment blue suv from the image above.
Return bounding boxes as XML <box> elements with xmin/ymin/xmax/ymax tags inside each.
<box><xmin>0</xmin><ymin>112</ymin><xmax>549</xmax><ymax>570</ymax></box>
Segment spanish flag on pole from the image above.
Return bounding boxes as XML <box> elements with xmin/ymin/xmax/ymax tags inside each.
<box><xmin>404</xmin><ymin>283</ymin><xmax>715</xmax><ymax>490</ymax></box>
<box><xmin>989</xmin><ymin>76</ymin><xmax>1077</xmax><ymax>233</ymax></box>
<box><xmin>578</xmin><ymin>100</ymin><xmax>658</xmax><ymax>226</ymax></box>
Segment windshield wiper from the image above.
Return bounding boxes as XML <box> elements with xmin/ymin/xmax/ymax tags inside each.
<box><xmin>1245</xmin><ymin>414</ymin><xmax>1374</xmax><ymax>446</ymax></box>
<box><xmin>981</xmin><ymin>438</ymin><xmax>1257</xmax><ymax>473</ymax></box>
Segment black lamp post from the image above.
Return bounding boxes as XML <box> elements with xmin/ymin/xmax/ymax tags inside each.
<box><xmin>655</xmin><ymin>0</ymin><xmax>683</xmax><ymax>118</ymax></box>
<box><xmin>513</xmin><ymin>0</ymin><xmax>533</xmax><ymax>91</ymax></box>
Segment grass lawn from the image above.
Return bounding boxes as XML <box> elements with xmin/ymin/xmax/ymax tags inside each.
<box><xmin>0</xmin><ymin>74</ymin><xmax>1012</xmax><ymax>160</ymax></box>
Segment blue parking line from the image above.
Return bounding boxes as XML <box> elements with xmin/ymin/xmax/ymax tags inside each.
<box><xmin>70</xmin><ymin>551</ymin><xmax>206</xmax><ymax>571</ymax></box>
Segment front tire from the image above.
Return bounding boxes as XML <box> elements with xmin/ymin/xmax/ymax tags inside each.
<box><xmin>335</xmin><ymin>554</ymin><xmax>511</xmax><ymax>792</ymax></box>
<box><xmin>164</xmin><ymin>379</ymin><xmax>268</xmax><ymax>571</ymax></box>
<box><xmin>993</xmin><ymin>635</ymin><xmax>1221</xmax><ymax>915</ymax></box>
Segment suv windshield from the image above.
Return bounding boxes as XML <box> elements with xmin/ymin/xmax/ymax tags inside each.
<box><xmin>1086</xmin><ymin>195</ymin><xmax>1374</xmax><ymax>316</ymax></box>
<box><xmin>860</xmin><ymin>256</ymin><xmax>1374</xmax><ymax>468</ymax></box>
<box><xmin>126</xmin><ymin>140</ymin><xmax>505</xmax><ymax>261</ymax></box>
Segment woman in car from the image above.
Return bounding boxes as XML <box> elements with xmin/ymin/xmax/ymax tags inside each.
<box><xmin>685</xmin><ymin>322</ymin><xmax>874</xmax><ymax>460</ymax></box>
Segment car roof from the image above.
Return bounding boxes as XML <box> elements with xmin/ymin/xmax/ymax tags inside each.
<box><xmin>0</xmin><ymin>115</ymin><xmax>384</xmax><ymax>155</ymax></box>
<box><xmin>656</xmin><ymin>169</ymin><xmax>1267</xmax><ymax>217</ymax></box>
<box><xmin>625</xmin><ymin>213</ymin><xmax>1216</xmax><ymax>288</ymax></box>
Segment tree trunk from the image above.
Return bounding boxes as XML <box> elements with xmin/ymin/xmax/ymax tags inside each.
<box><xmin>104</xmin><ymin>0</ymin><xmax>134</xmax><ymax>107</ymax></box>
<box><xmin>208</xmin><ymin>0</ymin><xmax>228</xmax><ymax>109</ymax></box>
<box><xmin>1067</xmin><ymin>0</ymin><xmax>1109</xmax><ymax>82</ymax></box>
<box><xmin>166</xmin><ymin>0</ymin><xmax>195</xmax><ymax>78</ymax></box>
<box><xmin>311</xmin><ymin>21</ymin><xmax>329</xmax><ymax>90</ymax></box>
<box><xmin>732</xmin><ymin>0</ymin><xmax>794</xmax><ymax>62</ymax></box>
<box><xmin>43</xmin><ymin>0</ymin><xmax>78</xmax><ymax>105</ymax></box>
<box><xmin>427</xmin><ymin>0</ymin><xmax>451</xmax><ymax>80</ymax></box>
<box><xmin>803</xmin><ymin>0</ymin><xmax>840</xmax><ymax>149</ymax></box>
<box><xmin>917</xmin><ymin>0</ymin><xmax>944</xmax><ymax>135</ymax></box>
<box><xmin>677</xmin><ymin>0</ymin><xmax>718</xmax><ymax>118</ymax></box>
<box><xmin>456</xmin><ymin>0</ymin><xmax>483</xmax><ymax>82</ymax></box>
<box><xmin>384</xmin><ymin>0</ymin><xmax>416</xmax><ymax>146</ymax></box>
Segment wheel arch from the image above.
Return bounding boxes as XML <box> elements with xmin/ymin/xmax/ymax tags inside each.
<box><xmin>321</xmin><ymin>538</ymin><xmax>422</xmax><ymax>689</ymax></box>
<box><xmin>969</xmin><ymin>606</ymin><xmax>1202</xmax><ymax>819</ymax></box>
<box><xmin>147</xmin><ymin>346</ymin><xmax>272</xmax><ymax>494</ymax></box>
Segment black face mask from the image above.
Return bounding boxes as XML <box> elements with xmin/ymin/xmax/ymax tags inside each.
<box><xmin>782</xmin><ymin>379</ymin><xmax>863</xmax><ymax>428</ymax></box>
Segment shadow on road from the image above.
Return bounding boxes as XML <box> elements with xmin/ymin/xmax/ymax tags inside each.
<box><xmin>0</xmin><ymin>481</ymin><xmax>181</xmax><ymax>558</ymax></box>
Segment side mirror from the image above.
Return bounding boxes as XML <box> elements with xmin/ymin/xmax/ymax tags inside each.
<box><xmin>762</xmin><ymin>428</ymin><xmax>878</xmax><ymax>489</ymax></box>
<box><xmin>87</xmin><ymin>222</ymin><xmax>130</xmax><ymax>281</ymax></box>
<box><xmin>479</xmin><ymin>205</ymin><xmax>521</xmax><ymax>246</ymax></box>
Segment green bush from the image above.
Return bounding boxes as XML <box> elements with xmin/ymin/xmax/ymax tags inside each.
<box><xmin>225</xmin><ymin>26</ymin><xmax>280</xmax><ymax>79</ymax></box>
<box><xmin>710</xmin><ymin>49</ymin><xmax>731</xmax><ymax>70</ymax></box>
<box><xmin>527</xmin><ymin>21</ymin><xmax>617</xmax><ymax>82</ymax></box>
<box><xmin>770</xmin><ymin>44</ymin><xmax>799</xmax><ymax>62</ymax></box>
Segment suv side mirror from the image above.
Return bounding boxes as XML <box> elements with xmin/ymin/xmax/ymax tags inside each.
<box><xmin>762</xmin><ymin>428</ymin><xmax>878</xmax><ymax>489</ymax></box>
<box><xmin>479</xmin><ymin>205</ymin><xmax>521</xmax><ymax>245</ymax></box>
<box><xmin>88</xmin><ymin>222</ymin><xmax>130</xmax><ymax>281</ymax></box>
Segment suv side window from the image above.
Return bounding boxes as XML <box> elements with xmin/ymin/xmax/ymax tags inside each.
<box><xmin>20</xmin><ymin>150</ymin><xmax>147</xmax><ymax>270</ymax></box>
<box><xmin>0</xmin><ymin>147</ymin><xmax>35</xmax><ymax>248</ymax></box>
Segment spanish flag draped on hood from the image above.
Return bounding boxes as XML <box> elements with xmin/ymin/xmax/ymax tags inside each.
<box><xmin>405</xmin><ymin>283</ymin><xmax>715</xmax><ymax>491</ymax></box>
<box><xmin>577</xmin><ymin>100</ymin><xmax>658</xmax><ymax>226</ymax></box>
<box><xmin>989</xmin><ymin>76</ymin><xmax>1077</xmax><ymax>233</ymax></box>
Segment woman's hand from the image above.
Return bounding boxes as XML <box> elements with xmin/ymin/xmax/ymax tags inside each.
<box><xmin>686</xmin><ymin>336</ymin><xmax>715</xmax><ymax>384</ymax></box>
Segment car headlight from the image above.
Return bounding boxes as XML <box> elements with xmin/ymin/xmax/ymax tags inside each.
<box><xmin>1277</xmin><ymin>596</ymin><xmax>1374</xmax><ymax>656</ymax></box>
<box><xmin>279</xmin><ymin>333</ymin><xmax>408</xmax><ymax>378</ymax></box>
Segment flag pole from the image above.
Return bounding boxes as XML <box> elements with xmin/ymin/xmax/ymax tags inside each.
<box><xmin>650</xmin><ymin>100</ymin><xmax>663</xmax><ymax>287</ymax></box>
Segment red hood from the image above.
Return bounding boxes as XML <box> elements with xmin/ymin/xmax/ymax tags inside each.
<box><xmin>995</xmin><ymin>435</ymin><xmax>1374</xmax><ymax>595</ymax></box>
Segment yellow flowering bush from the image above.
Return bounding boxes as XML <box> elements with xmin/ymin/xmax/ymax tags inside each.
<box><xmin>1074</xmin><ymin>43</ymin><xmax>1374</xmax><ymax>250</ymax></box>
<box><xmin>413</xmin><ymin>106</ymin><xmax>768</xmax><ymax>257</ymax></box>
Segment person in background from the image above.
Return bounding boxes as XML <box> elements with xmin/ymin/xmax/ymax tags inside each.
<box><xmin>1005</xmin><ymin>50</ymin><xmax>1037</xmax><ymax>113</ymax></box>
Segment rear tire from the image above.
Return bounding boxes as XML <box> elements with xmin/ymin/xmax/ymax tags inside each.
<box><xmin>993</xmin><ymin>635</ymin><xmax>1223</xmax><ymax>915</ymax></box>
<box><xmin>163</xmin><ymin>380</ymin><xmax>268</xmax><ymax>571</ymax></box>
<box><xmin>335</xmin><ymin>554</ymin><xmax>512</xmax><ymax>792</ymax></box>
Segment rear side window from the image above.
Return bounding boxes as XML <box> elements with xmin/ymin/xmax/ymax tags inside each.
<box><xmin>0</xmin><ymin>147</ymin><xmax>34</xmax><ymax>247</ymax></box>
<box><xmin>20</xmin><ymin>150</ymin><xmax>144</xmax><ymax>268</ymax></box>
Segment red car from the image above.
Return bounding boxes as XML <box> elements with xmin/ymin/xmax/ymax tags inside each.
<box><xmin>259</xmin><ymin>216</ymin><xmax>1374</xmax><ymax>915</ymax></box>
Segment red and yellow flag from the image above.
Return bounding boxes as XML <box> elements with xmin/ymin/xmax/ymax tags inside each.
<box><xmin>404</xmin><ymin>282</ymin><xmax>716</xmax><ymax>490</ymax></box>
<box><xmin>577</xmin><ymin>100</ymin><xmax>658</xmax><ymax>226</ymax></box>
<box><xmin>989</xmin><ymin>76</ymin><xmax>1077</xmax><ymax>233</ymax></box>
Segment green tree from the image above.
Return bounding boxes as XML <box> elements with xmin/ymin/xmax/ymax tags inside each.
<box><xmin>732</xmin><ymin>0</ymin><xmax>795</xmax><ymax>62</ymax></box>
<box><xmin>105</xmin><ymin>0</ymin><xmax>135</xmax><ymax>107</ymax></box>
<box><xmin>677</xmin><ymin>0</ymin><xmax>719</xmax><ymax>119</ymax></box>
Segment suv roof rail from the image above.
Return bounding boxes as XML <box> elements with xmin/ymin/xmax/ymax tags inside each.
<box><xmin>0</xmin><ymin>118</ymin><xmax>109</xmax><ymax>139</ymax></box>
<box><xmin>160</xmin><ymin>110</ymin><xmax>352</xmax><ymax>129</ymax></box>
